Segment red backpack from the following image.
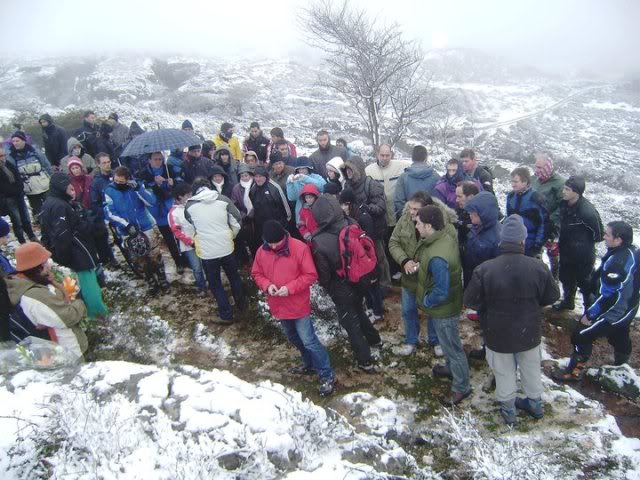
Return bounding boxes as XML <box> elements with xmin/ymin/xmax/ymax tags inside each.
<box><xmin>337</xmin><ymin>223</ymin><xmax>378</xmax><ymax>283</ymax></box>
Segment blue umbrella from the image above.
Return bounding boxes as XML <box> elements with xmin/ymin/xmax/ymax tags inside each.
<box><xmin>120</xmin><ymin>128</ymin><xmax>203</xmax><ymax>157</ymax></box>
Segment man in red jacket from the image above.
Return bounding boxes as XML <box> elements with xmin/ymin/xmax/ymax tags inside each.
<box><xmin>251</xmin><ymin>220</ymin><xmax>336</xmax><ymax>396</ymax></box>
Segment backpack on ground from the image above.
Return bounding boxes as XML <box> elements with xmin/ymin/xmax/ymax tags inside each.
<box><xmin>337</xmin><ymin>223</ymin><xmax>377</xmax><ymax>284</ymax></box>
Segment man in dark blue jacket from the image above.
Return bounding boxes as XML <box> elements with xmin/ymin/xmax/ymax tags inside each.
<box><xmin>506</xmin><ymin>167</ymin><xmax>548</xmax><ymax>257</ymax></box>
<box><xmin>462</xmin><ymin>191</ymin><xmax>501</xmax><ymax>287</ymax></box>
<box><xmin>90</xmin><ymin>153</ymin><xmax>117</xmax><ymax>266</ymax></box>
<box><xmin>554</xmin><ymin>221</ymin><xmax>639</xmax><ymax>381</ymax></box>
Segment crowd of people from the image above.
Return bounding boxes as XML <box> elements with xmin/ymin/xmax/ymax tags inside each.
<box><xmin>0</xmin><ymin>111</ymin><xmax>638</xmax><ymax>424</ymax></box>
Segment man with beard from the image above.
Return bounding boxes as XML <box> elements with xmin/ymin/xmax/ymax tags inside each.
<box><xmin>309</xmin><ymin>130</ymin><xmax>346</xmax><ymax>178</ymax></box>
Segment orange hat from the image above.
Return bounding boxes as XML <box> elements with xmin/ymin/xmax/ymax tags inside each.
<box><xmin>15</xmin><ymin>242</ymin><xmax>51</xmax><ymax>272</ymax></box>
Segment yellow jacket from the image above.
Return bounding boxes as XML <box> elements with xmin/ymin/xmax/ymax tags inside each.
<box><xmin>212</xmin><ymin>134</ymin><xmax>243</xmax><ymax>161</ymax></box>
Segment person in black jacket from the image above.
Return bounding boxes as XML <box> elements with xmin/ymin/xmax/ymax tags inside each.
<box><xmin>183</xmin><ymin>145</ymin><xmax>216</xmax><ymax>184</ymax></box>
<box><xmin>40</xmin><ymin>173</ymin><xmax>108</xmax><ymax>319</ymax></box>
<box><xmin>0</xmin><ymin>150</ymin><xmax>37</xmax><ymax>243</ymax></box>
<box><xmin>464</xmin><ymin>214</ymin><xmax>559</xmax><ymax>425</ymax></box>
<box><xmin>311</xmin><ymin>194</ymin><xmax>381</xmax><ymax>371</ymax></box>
<box><xmin>39</xmin><ymin>114</ymin><xmax>68</xmax><ymax>168</ymax></box>
<box><xmin>554</xmin><ymin>221</ymin><xmax>639</xmax><ymax>382</ymax></box>
<box><xmin>96</xmin><ymin>122</ymin><xmax>116</xmax><ymax>160</ymax></box>
<box><xmin>243</xmin><ymin>122</ymin><xmax>270</xmax><ymax>164</ymax></box>
<box><xmin>73</xmin><ymin>110</ymin><xmax>99</xmax><ymax>158</ymax></box>
<box><xmin>553</xmin><ymin>176</ymin><xmax>604</xmax><ymax>311</ymax></box>
<box><xmin>249</xmin><ymin>166</ymin><xmax>292</xmax><ymax>252</ymax></box>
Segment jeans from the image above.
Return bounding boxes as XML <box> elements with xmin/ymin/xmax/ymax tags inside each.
<box><xmin>2</xmin><ymin>195</ymin><xmax>35</xmax><ymax>243</ymax></box>
<box><xmin>365</xmin><ymin>281</ymin><xmax>384</xmax><ymax>317</ymax></box>
<box><xmin>183</xmin><ymin>249</ymin><xmax>206</xmax><ymax>291</ymax></box>
<box><xmin>433</xmin><ymin>315</ymin><xmax>470</xmax><ymax>394</ymax></box>
<box><xmin>280</xmin><ymin>316</ymin><xmax>335</xmax><ymax>381</ymax></box>
<box><xmin>201</xmin><ymin>253</ymin><xmax>244</xmax><ymax>321</ymax></box>
<box><xmin>158</xmin><ymin>224</ymin><xmax>188</xmax><ymax>269</ymax></box>
<box><xmin>401</xmin><ymin>288</ymin><xmax>439</xmax><ymax>346</ymax></box>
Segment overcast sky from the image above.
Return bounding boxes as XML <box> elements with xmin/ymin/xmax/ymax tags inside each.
<box><xmin>1</xmin><ymin>0</ymin><xmax>638</xmax><ymax>73</ymax></box>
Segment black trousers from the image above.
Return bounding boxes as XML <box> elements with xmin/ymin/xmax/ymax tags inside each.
<box><xmin>157</xmin><ymin>224</ymin><xmax>187</xmax><ymax>269</ymax></box>
<box><xmin>572</xmin><ymin>319</ymin><xmax>632</xmax><ymax>360</ymax></box>
<box><xmin>332</xmin><ymin>283</ymin><xmax>381</xmax><ymax>365</ymax></box>
<box><xmin>559</xmin><ymin>258</ymin><xmax>594</xmax><ymax>306</ymax></box>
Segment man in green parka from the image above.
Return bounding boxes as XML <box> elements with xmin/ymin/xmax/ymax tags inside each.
<box><xmin>415</xmin><ymin>205</ymin><xmax>471</xmax><ymax>406</ymax></box>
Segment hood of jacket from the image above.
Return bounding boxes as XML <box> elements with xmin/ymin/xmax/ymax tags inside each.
<box><xmin>341</xmin><ymin>157</ymin><xmax>366</xmax><ymax>184</ymax></box>
<box><xmin>67</xmin><ymin>136</ymin><xmax>83</xmax><ymax>152</ymax></box>
<box><xmin>405</xmin><ymin>163</ymin><xmax>437</xmax><ymax>180</ymax></box>
<box><xmin>5</xmin><ymin>275</ymin><xmax>38</xmax><ymax>305</ymax></box>
<box><xmin>190</xmin><ymin>186</ymin><xmax>220</xmax><ymax>204</ymax></box>
<box><xmin>299</xmin><ymin>182</ymin><xmax>321</xmax><ymax>200</ymax></box>
<box><xmin>214</xmin><ymin>146</ymin><xmax>232</xmax><ymax>162</ymax></box>
<box><xmin>49</xmin><ymin>172</ymin><xmax>72</xmax><ymax>200</ymax></box>
<box><xmin>464</xmin><ymin>191</ymin><xmax>499</xmax><ymax>228</ymax></box>
<box><xmin>311</xmin><ymin>194</ymin><xmax>345</xmax><ymax>234</ymax></box>
<box><xmin>326</xmin><ymin>156</ymin><xmax>345</xmax><ymax>181</ymax></box>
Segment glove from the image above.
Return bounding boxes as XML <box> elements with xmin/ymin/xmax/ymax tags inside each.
<box><xmin>287</xmin><ymin>174</ymin><xmax>295</xmax><ymax>183</ymax></box>
<box><xmin>125</xmin><ymin>223</ymin><xmax>138</xmax><ymax>237</ymax></box>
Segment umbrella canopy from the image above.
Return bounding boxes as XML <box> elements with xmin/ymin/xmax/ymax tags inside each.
<box><xmin>120</xmin><ymin>128</ymin><xmax>203</xmax><ymax>157</ymax></box>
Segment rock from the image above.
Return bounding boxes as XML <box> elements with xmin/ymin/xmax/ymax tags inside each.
<box><xmin>586</xmin><ymin>364</ymin><xmax>640</xmax><ymax>401</ymax></box>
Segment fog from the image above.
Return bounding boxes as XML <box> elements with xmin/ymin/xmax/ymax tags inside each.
<box><xmin>1</xmin><ymin>0</ymin><xmax>638</xmax><ymax>73</ymax></box>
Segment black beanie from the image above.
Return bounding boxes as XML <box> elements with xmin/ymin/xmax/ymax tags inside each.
<box><xmin>339</xmin><ymin>188</ymin><xmax>356</xmax><ymax>204</ymax></box>
<box><xmin>324</xmin><ymin>182</ymin><xmax>341</xmax><ymax>195</ymax></box>
<box><xmin>11</xmin><ymin>131</ymin><xmax>27</xmax><ymax>142</ymax></box>
<box><xmin>182</xmin><ymin>119</ymin><xmax>194</xmax><ymax>130</ymax></box>
<box><xmin>254</xmin><ymin>165</ymin><xmax>269</xmax><ymax>178</ymax></box>
<box><xmin>565</xmin><ymin>176</ymin><xmax>586</xmax><ymax>196</ymax></box>
<box><xmin>262</xmin><ymin>220</ymin><xmax>286</xmax><ymax>243</ymax></box>
<box><xmin>412</xmin><ymin>145</ymin><xmax>428</xmax><ymax>163</ymax></box>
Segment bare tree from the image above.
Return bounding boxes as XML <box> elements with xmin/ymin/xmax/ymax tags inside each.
<box><xmin>225</xmin><ymin>83</ymin><xmax>258</xmax><ymax>116</ymax></box>
<box><xmin>300</xmin><ymin>0</ymin><xmax>444</xmax><ymax>148</ymax></box>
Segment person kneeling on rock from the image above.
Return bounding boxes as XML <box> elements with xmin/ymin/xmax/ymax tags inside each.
<box><xmin>251</xmin><ymin>220</ymin><xmax>336</xmax><ymax>396</ymax></box>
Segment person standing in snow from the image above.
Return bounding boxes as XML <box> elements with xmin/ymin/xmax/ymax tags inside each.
<box><xmin>72</xmin><ymin>110</ymin><xmax>99</xmax><ymax>158</ymax></box>
<box><xmin>460</xmin><ymin>148</ymin><xmax>494</xmax><ymax>195</ymax></box>
<box><xmin>553</xmin><ymin>221</ymin><xmax>638</xmax><ymax>382</ymax></box>
<box><xmin>267</xmin><ymin>127</ymin><xmax>297</xmax><ymax>161</ymax></box>
<box><xmin>60</xmin><ymin>136</ymin><xmax>96</xmax><ymax>174</ymax></box>
<box><xmin>309</xmin><ymin>130</ymin><xmax>346</xmax><ymax>178</ymax></box>
<box><xmin>433</xmin><ymin>158</ymin><xmax>482</xmax><ymax>210</ymax></box>
<box><xmin>40</xmin><ymin>173</ymin><xmax>109</xmax><ymax>320</ymax></box>
<box><xmin>0</xmin><ymin>148</ymin><xmax>38</xmax><ymax>243</ymax></box>
<box><xmin>531</xmin><ymin>152</ymin><xmax>565</xmax><ymax>280</ymax></box>
<box><xmin>464</xmin><ymin>215</ymin><xmax>559</xmax><ymax>425</ymax></box>
<box><xmin>242</xmin><ymin>122</ymin><xmax>270</xmax><ymax>164</ymax></box>
<box><xmin>310</xmin><ymin>194</ymin><xmax>382</xmax><ymax>372</ymax></box>
<box><xmin>249</xmin><ymin>165</ymin><xmax>292</xmax><ymax>248</ymax></box>
<box><xmin>286</xmin><ymin>156</ymin><xmax>326</xmax><ymax>227</ymax></box>
<box><xmin>366</xmin><ymin>144</ymin><xmax>411</xmax><ymax>283</ymax></box>
<box><xmin>506</xmin><ymin>167</ymin><xmax>548</xmax><ymax>258</ymax></box>
<box><xmin>212</xmin><ymin>122</ymin><xmax>243</xmax><ymax>162</ymax></box>
<box><xmin>104</xmin><ymin>166</ymin><xmax>170</xmax><ymax>295</ymax></box>
<box><xmin>185</xmin><ymin>178</ymin><xmax>247</xmax><ymax>324</ymax></box>
<box><xmin>107</xmin><ymin>112</ymin><xmax>129</xmax><ymax>149</ymax></box>
<box><xmin>414</xmin><ymin>205</ymin><xmax>470</xmax><ymax>406</ymax></box>
<box><xmin>552</xmin><ymin>176</ymin><xmax>603</xmax><ymax>312</ymax></box>
<box><xmin>393</xmin><ymin>145</ymin><xmax>440</xmax><ymax>219</ymax></box>
<box><xmin>230</xmin><ymin>163</ymin><xmax>256</xmax><ymax>262</ymax></box>
<box><xmin>38</xmin><ymin>113</ymin><xmax>68</xmax><ymax>168</ymax></box>
<box><xmin>252</xmin><ymin>220</ymin><xmax>336</xmax><ymax>396</ymax></box>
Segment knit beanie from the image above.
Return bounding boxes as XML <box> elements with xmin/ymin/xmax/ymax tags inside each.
<box><xmin>565</xmin><ymin>176</ymin><xmax>586</xmax><ymax>196</ymax></box>
<box><xmin>11</xmin><ymin>131</ymin><xmax>27</xmax><ymax>142</ymax></box>
<box><xmin>182</xmin><ymin>119</ymin><xmax>194</xmax><ymax>130</ymax></box>
<box><xmin>262</xmin><ymin>220</ymin><xmax>286</xmax><ymax>243</ymax></box>
<box><xmin>324</xmin><ymin>182</ymin><xmax>341</xmax><ymax>195</ymax></box>
<box><xmin>500</xmin><ymin>214</ymin><xmax>528</xmax><ymax>244</ymax></box>
<box><xmin>254</xmin><ymin>165</ymin><xmax>269</xmax><ymax>178</ymax></box>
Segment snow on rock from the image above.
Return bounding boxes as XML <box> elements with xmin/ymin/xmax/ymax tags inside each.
<box><xmin>0</xmin><ymin>362</ymin><xmax>438</xmax><ymax>479</ymax></box>
<box><xmin>587</xmin><ymin>364</ymin><xmax>640</xmax><ymax>401</ymax></box>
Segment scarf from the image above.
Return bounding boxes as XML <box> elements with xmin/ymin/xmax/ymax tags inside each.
<box><xmin>240</xmin><ymin>178</ymin><xmax>253</xmax><ymax>212</ymax></box>
<box><xmin>213</xmin><ymin>179</ymin><xmax>225</xmax><ymax>194</ymax></box>
<box><xmin>536</xmin><ymin>158</ymin><xmax>554</xmax><ymax>183</ymax></box>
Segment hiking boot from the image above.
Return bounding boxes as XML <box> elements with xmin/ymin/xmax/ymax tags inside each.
<box><xmin>500</xmin><ymin>400</ymin><xmax>517</xmax><ymax>426</ymax></box>
<box><xmin>392</xmin><ymin>272</ymin><xmax>402</xmax><ymax>282</ymax></box>
<box><xmin>370</xmin><ymin>340</ymin><xmax>384</xmax><ymax>349</ymax></box>
<box><xmin>552</xmin><ymin>361</ymin><xmax>587</xmax><ymax>382</ymax></box>
<box><xmin>357</xmin><ymin>363</ymin><xmax>379</xmax><ymax>374</ymax></box>
<box><xmin>160</xmin><ymin>279</ymin><xmax>171</xmax><ymax>292</ymax></box>
<box><xmin>434</xmin><ymin>345</ymin><xmax>444</xmax><ymax>357</ymax></box>
<box><xmin>441</xmin><ymin>389</ymin><xmax>472</xmax><ymax>407</ymax></box>
<box><xmin>197</xmin><ymin>290</ymin><xmax>208</xmax><ymax>298</ymax></box>
<box><xmin>397</xmin><ymin>344</ymin><xmax>416</xmax><ymax>356</ymax></box>
<box><xmin>432</xmin><ymin>364</ymin><xmax>453</xmax><ymax>379</ymax></box>
<box><xmin>212</xmin><ymin>317</ymin><xmax>234</xmax><ymax>325</ymax></box>
<box><xmin>515</xmin><ymin>397</ymin><xmax>544</xmax><ymax>419</ymax></box>
<box><xmin>288</xmin><ymin>366</ymin><xmax>315</xmax><ymax>376</ymax></box>
<box><xmin>614</xmin><ymin>352</ymin><xmax>630</xmax><ymax>366</ymax></box>
<box><xmin>319</xmin><ymin>377</ymin><xmax>336</xmax><ymax>397</ymax></box>
<box><xmin>469</xmin><ymin>346</ymin><xmax>486</xmax><ymax>360</ymax></box>
<box><xmin>552</xmin><ymin>300</ymin><xmax>575</xmax><ymax>311</ymax></box>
